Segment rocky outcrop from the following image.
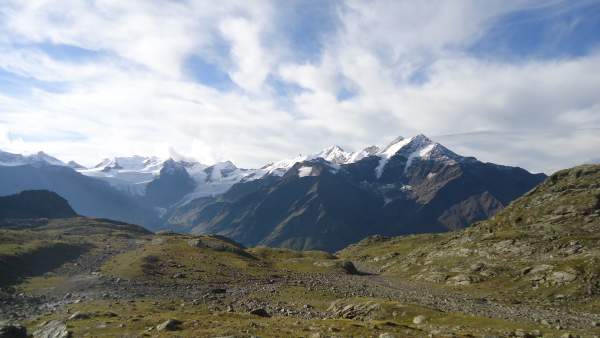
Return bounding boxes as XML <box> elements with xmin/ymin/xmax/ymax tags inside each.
<box><xmin>33</xmin><ymin>320</ymin><xmax>71</xmax><ymax>338</ymax></box>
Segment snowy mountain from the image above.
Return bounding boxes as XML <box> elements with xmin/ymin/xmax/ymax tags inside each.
<box><xmin>177</xmin><ymin>161</ymin><xmax>258</xmax><ymax>204</ymax></box>
<box><xmin>0</xmin><ymin>135</ymin><xmax>548</xmax><ymax>246</ymax></box>
<box><xmin>260</xmin><ymin>145</ymin><xmax>358</xmax><ymax>177</ymax></box>
<box><xmin>78</xmin><ymin>156</ymin><xmax>165</xmax><ymax>195</ymax></box>
<box><xmin>77</xmin><ymin>156</ymin><xmax>257</xmax><ymax>205</ymax></box>
<box><xmin>0</xmin><ymin>150</ymin><xmax>66</xmax><ymax>167</ymax></box>
<box><xmin>167</xmin><ymin>134</ymin><xmax>546</xmax><ymax>251</ymax></box>
<box><xmin>374</xmin><ymin>134</ymin><xmax>459</xmax><ymax>178</ymax></box>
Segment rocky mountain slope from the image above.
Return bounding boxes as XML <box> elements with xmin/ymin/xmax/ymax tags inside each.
<box><xmin>171</xmin><ymin>135</ymin><xmax>546</xmax><ymax>251</ymax></box>
<box><xmin>0</xmin><ymin>190</ymin><xmax>77</xmax><ymax>220</ymax></box>
<box><xmin>0</xmin><ymin>135</ymin><xmax>545</xmax><ymax>247</ymax></box>
<box><xmin>339</xmin><ymin>164</ymin><xmax>600</xmax><ymax>314</ymax></box>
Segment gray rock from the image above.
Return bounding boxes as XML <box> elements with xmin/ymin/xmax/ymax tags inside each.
<box><xmin>446</xmin><ymin>274</ymin><xmax>471</xmax><ymax>285</ymax></box>
<box><xmin>549</xmin><ymin>271</ymin><xmax>577</xmax><ymax>284</ymax></box>
<box><xmin>412</xmin><ymin>315</ymin><xmax>427</xmax><ymax>324</ymax></box>
<box><xmin>379</xmin><ymin>333</ymin><xmax>396</xmax><ymax>338</ymax></box>
<box><xmin>249</xmin><ymin>308</ymin><xmax>270</xmax><ymax>317</ymax></box>
<box><xmin>156</xmin><ymin>319</ymin><xmax>182</xmax><ymax>331</ymax></box>
<box><xmin>33</xmin><ymin>320</ymin><xmax>71</xmax><ymax>338</ymax></box>
<box><xmin>67</xmin><ymin>311</ymin><xmax>90</xmax><ymax>320</ymax></box>
<box><xmin>470</xmin><ymin>262</ymin><xmax>485</xmax><ymax>272</ymax></box>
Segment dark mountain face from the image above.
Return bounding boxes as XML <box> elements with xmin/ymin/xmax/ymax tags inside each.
<box><xmin>145</xmin><ymin>159</ymin><xmax>196</xmax><ymax>208</ymax></box>
<box><xmin>170</xmin><ymin>150</ymin><xmax>546</xmax><ymax>252</ymax></box>
<box><xmin>0</xmin><ymin>190</ymin><xmax>77</xmax><ymax>219</ymax></box>
<box><xmin>0</xmin><ymin>164</ymin><xmax>159</xmax><ymax>228</ymax></box>
<box><xmin>0</xmin><ymin>135</ymin><xmax>548</xmax><ymax>247</ymax></box>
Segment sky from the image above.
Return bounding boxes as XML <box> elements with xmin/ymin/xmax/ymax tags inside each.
<box><xmin>0</xmin><ymin>0</ymin><xmax>599</xmax><ymax>174</ymax></box>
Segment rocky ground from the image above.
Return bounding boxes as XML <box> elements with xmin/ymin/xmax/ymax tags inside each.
<box><xmin>2</xmin><ymin>231</ymin><xmax>600</xmax><ymax>337</ymax></box>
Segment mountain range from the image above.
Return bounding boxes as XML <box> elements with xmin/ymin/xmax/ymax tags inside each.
<box><xmin>0</xmin><ymin>134</ymin><xmax>546</xmax><ymax>251</ymax></box>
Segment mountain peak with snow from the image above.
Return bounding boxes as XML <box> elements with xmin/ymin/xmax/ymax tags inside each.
<box><xmin>375</xmin><ymin>134</ymin><xmax>459</xmax><ymax>178</ymax></box>
<box><xmin>0</xmin><ymin>149</ymin><xmax>66</xmax><ymax>167</ymax></box>
<box><xmin>314</xmin><ymin>145</ymin><xmax>352</xmax><ymax>164</ymax></box>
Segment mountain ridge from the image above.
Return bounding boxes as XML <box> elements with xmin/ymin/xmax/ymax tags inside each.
<box><xmin>0</xmin><ymin>134</ymin><xmax>546</xmax><ymax>247</ymax></box>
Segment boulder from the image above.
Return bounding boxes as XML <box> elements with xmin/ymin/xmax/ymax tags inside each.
<box><xmin>549</xmin><ymin>271</ymin><xmax>577</xmax><ymax>284</ymax></box>
<box><xmin>249</xmin><ymin>308</ymin><xmax>270</xmax><ymax>317</ymax></box>
<box><xmin>412</xmin><ymin>315</ymin><xmax>427</xmax><ymax>324</ymax></box>
<box><xmin>156</xmin><ymin>319</ymin><xmax>182</xmax><ymax>331</ymax></box>
<box><xmin>33</xmin><ymin>320</ymin><xmax>71</xmax><ymax>338</ymax></box>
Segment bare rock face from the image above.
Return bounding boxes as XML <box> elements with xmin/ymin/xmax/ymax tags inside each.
<box><xmin>33</xmin><ymin>320</ymin><xmax>71</xmax><ymax>338</ymax></box>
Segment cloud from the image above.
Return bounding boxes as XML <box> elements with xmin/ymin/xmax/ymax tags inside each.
<box><xmin>219</xmin><ymin>17</ymin><xmax>271</xmax><ymax>92</ymax></box>
<box><xmin>0</xmin><ymin>0</ymin><xmax>598</xmax><ymax>173</ymax></box>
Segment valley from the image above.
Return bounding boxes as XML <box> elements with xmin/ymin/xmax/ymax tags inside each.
<box><xmin>1</xmin><ymin>164</ymin><xmax>599</xmax><ymax>337</ymax></box>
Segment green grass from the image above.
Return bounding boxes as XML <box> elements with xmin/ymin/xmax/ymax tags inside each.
<box><xmin>23</xmin><ymin>296</ymin><xmax>595</xmax><ymax>337</ymax></box>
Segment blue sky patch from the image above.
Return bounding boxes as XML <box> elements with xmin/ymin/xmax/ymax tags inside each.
<box><xmin>470</xmin><ymin>1</ymin><xmax>600</xmax><ymax>60</ymax></box>
<box><xmin>183</xmin><ymin>55</ymin><xmax>236</xmax><ymax>91</ymax></box>
<box><xmin>274</xmin><ymin>0</ymin><xmax>341</xmax><ymax>63</ymax></box>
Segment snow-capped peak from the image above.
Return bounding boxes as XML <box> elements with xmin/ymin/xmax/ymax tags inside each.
<box><xmin>375</xmin><ymin>134</ymin><xmax>458</xmax><ymax>178</ymax></box>
<box><xmin>28</xmin><ymin>151</ymin><xmax>65</xmax><ymax>166</ymax></box>
<box><xmin>81</xmin><ymin>156</ymin><xmax>181</xmax><ymax>195</ymax></box>
<box><xmin>314</xmin><ymin>145</ymin><xmax>352</xmax><ymax>164</ymax></box>
<box><xmin>378</xmin><ymin>136</ymin><xmax>411</xmax><ymax>159</ymax></box>
<box><xmin>92</xmin><ymin>155</ymin><xmax>163</xmax><ymax>172</ymax></box>
<box><xmin>0</xmin><ymin>149</ymin><xmax>66</xmax><ymax>167</ymax></box>
<box><xmin>348</xmin><ymin>145</ymin><xmax>380</xmax><ymax>163</ymax></box>
<box><xmin>204</xmin><ymin>161</ymin><xmax>238</xmax><ymax>181</ymax></box>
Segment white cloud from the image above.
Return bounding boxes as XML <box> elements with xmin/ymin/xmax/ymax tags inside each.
<box><xmin>219</xmin><ymin>17</ymin><xmax>271</xmax><ymax>92</ymax></box>
<box><xmin>0</xmin><ymin>0</ymin><xmax>598</xmax><ymax>173</ymax></box>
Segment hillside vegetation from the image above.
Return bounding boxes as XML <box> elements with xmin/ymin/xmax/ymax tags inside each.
<box><xmin>340</xmin><ymin>164</ymin><xmax>600</xmax><ymax>314</ymax></box>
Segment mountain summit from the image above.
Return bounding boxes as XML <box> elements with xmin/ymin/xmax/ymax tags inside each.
<box><xmin>0</xmin><ymin>135</ymin><xmax>546</xmax><ymax>250</ymax></box>
<box><xmin>166</xmin><ymin>134</ymin><xmax>546</xmax><ymax>251</ymax></box>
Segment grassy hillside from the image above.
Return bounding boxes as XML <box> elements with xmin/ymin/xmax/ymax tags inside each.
<box><xmin>339</xmin><ymin>165</ymin><xmax>600</xmax><ymax>312</ymax></box>
<box><xmin>0</xmin><ymin>217</ymin><xmax>150</xmax><ymax>286</ymax></box>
